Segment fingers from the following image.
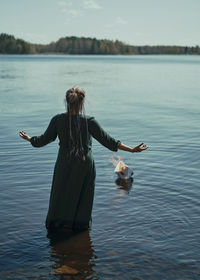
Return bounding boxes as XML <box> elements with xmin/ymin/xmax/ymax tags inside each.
<box><xmin>137</xmin><ymin>143</ymin><xmax>148</xmax><ymax>151</ymax></box>
<box><xmin>141</xmin><ymin>145</ymin><xmax>148</xmax><ymax>150</ymax></box>
<box><xmin>19</xmin><ymin>131</ymin><xmax>25</xmax><ymax>137</ymax></box>
<box><xmin>138</xmin><ymin>142</ymin><xmax>144</xmax><ymax>147</ymax></box>
<box><xmin>19</xmin><ymin>130</ymin><xmax>28</xmax><ymax>140</ymax></box>
<box><xmin>20</xmin><ymin>131</ymin><xmax>27</xmax><ymax>135</ymax></box>
<box><xmin>21</xmin><ymin>130</ymin><xmax>26</xmax><ymax>134</ymax></box>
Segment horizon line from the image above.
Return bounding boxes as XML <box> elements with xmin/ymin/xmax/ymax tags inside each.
<box><xmin>1</xmin><ymin>33</ymin><xmax>199</xmax><ymax>48</ymax></box>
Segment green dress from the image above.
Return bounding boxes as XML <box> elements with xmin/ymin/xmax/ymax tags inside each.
<box><xmin>30</xmin><ymin>113</ymin><xmax>121</xmax><ymax>231</ymax></box>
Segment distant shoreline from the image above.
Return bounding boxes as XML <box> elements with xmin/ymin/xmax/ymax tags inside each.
<box><xmin>0</xmin><ymin>53</ymin><xmax>200</xmax><ymax>56</ymax></box>
<box><xmin>0</xmin><ymin>33</ymin><xmax>200</xmax><ymax>55</ymax></box>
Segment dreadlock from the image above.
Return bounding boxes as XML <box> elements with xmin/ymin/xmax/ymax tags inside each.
<box><xmin>66</xmin><ymin>86</ymin><xmax>88</xmax><ymax>160</ymax></box>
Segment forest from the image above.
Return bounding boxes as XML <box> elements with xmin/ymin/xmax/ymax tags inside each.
<box><xmin>0</xmin><ymin>33</ymin><xmax>199</xmax><ymax>55</ymax></box>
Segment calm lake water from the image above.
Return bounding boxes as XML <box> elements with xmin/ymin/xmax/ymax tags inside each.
<box><xmin>0</xmin><ymin>55</ymin><xmax>199</xmax><ymax>280</ymax></box>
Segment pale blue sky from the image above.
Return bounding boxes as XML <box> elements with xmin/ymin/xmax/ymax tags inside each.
<box><xmin>0</xmin><ymin>0</ymin><xmax>199</xmax><ymax>46</ymax></box>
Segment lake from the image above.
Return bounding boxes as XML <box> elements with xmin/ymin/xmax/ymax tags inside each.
<box><xmin>0</xmin><ymin>55</ymin><xmax>199</xmax><ymax>280</ymax></box>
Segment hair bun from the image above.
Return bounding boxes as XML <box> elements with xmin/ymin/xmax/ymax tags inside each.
<box><xmin>66</xmin><ymin>86</ymin><xmax>85</xmax><ymax>112</ymax></box>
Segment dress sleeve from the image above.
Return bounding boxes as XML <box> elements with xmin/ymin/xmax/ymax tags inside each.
<box><xmin>30</xmin><ymin>115</ymin><xmax>58</xmax><ymax>147</ymax></box>
<box><xmin>88</xmin><ymin>117</ymin><xmax>121</xmax><ymax>152</ymax></box>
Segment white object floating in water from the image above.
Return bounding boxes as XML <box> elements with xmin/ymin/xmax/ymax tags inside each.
<box><xmin>114</xmin><ymin>160</ymin><xmax>133</xmax><ymax>179</ymax></box>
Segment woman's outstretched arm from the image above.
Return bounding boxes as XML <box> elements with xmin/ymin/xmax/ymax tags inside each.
<box><xmin>88</xmin><ymin>117</ymin><xmax>148</xmax><ymax>153</ymax></box>
<box><xmin>19</xmin><ymin>115</ymin><xmax>57</xmax><ymax>147</ymax></box>
<box><xmin>118</xmin><ymin>142</ymin><xmax>148</xmax><ymax>153</ymax></box>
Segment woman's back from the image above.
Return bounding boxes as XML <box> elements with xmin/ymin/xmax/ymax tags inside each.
<box><xmin>31</xmin><ymin>113</ymin><xmax>121</xmax><ymax>154</ymax></box>
<box><xmin>57</xmin><ymin>113</ymin><xmax>121</xmax><ymax>152</ymax></box>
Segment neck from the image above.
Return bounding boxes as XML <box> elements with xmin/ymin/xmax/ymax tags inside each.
<box><xmin>67</xmin><ymin>111</ymin><xmax>80</xmax><ymax>115</ymax></box>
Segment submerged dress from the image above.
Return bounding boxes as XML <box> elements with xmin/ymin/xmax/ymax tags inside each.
<box><xmin>30</xmin><ymin>113</ymin><xmax>121</xmax><ymax>231</ymax></box>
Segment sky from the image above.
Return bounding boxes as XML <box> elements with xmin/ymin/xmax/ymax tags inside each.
<box><xmin>0</xmin><ymin>0</ymin><xmax>199</xmax><ymax>46</ymax></box>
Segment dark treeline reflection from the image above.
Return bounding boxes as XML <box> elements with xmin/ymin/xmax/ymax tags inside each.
<box><xmin>47</xmin><ymin>230</ymin><xmax>96</xmax><ymax>279</ymax></box>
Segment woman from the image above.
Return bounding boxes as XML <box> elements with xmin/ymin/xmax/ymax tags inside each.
<box><xmin>19</xmin><ymin>86</ymin><xmax>148</xmax><ymax>231</ymax></box>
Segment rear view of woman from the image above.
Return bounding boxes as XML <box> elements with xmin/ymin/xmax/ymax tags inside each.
<box><xmin>19</xmin><ymin>86</ymin><xmax>148</xmax><ymax>231</ymax></box>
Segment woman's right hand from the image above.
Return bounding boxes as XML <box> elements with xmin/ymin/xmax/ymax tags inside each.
<box><xmin>19</xmin><ymin>131</ymin><xmax>31</xmax><ymax>142</ymax></box>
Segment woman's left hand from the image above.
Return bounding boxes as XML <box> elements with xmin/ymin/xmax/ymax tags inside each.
<box><xmin>19</xmin><ymin>131</ymin><xmax>31</xmax><ymax>142</ymax></box>
<box><xmin>132</xmin><ymin>142</ymin><xmax>148</xmax><ymax>153</ymax></box>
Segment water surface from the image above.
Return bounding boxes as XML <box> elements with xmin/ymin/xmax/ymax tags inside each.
<box><xmin>0</xmin><ymin>55</ymin><xmax>200</xmax><ymax>280</ymax></box>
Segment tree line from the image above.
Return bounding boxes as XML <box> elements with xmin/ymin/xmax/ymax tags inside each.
<box><xmin>0</xmin><ymin>33</ymin><xmax>199</xmax><ymax>55</ymax></box>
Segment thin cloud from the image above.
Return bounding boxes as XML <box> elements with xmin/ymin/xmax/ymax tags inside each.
<box><xmin>68</xmin><ymin>9</ymin><xmax>82</xmax><ymax>16</ymax></box>
<box><xmin>116</xmin><ymin>16</ymin><xmax>128</xmax><ymax>25</ymax></box>
<box><xmin>61</xmin><ymin>8</ymin><xmax>82</xmax><ymax>17</ymax></box>
<box><xmin>83</xmin><ymin>0</ymin><xmax>102</xmax><ymax>10</ymax></box>
<box><xmin>59</xmin><ymin>0</ymin><xmax>101</xmax><ymax>24</ymax></box>
<box><xmin>105</xmin><ymin>16</ymin><xmax>128</xmax><ymax>28</ymax></box>
<box><xmin>58</xmin><ymin>1</ymin><xmax>72</xmax><ymax>6</ymax></box>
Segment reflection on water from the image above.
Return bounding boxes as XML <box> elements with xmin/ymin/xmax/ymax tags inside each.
<box><xmin>115</xmin><ymin>178</ymin><xmax>133</xmax><ymax>194</ymax></box>
<box><xmin>47</xmin><ymin>230</ymin><xmax>96</xmax><ymax>279</ymax></box>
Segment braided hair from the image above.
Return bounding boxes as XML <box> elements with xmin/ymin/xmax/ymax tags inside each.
<box><xmin>66</xmin><ymin>86</ymin><xmax>88</xmax><ymax>160</ymax></box>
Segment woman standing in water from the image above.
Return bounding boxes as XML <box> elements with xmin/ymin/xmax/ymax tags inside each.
<box><xmin>19</xmin><ymin>86</ymin><xmax>148</xmax><ymax>231</ymax></box>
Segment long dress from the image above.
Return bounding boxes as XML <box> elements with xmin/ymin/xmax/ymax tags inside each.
<box><xmin>30</xmin><ymin>113</ymin><xmax>121</xmax><ymax>231</ymax></box>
